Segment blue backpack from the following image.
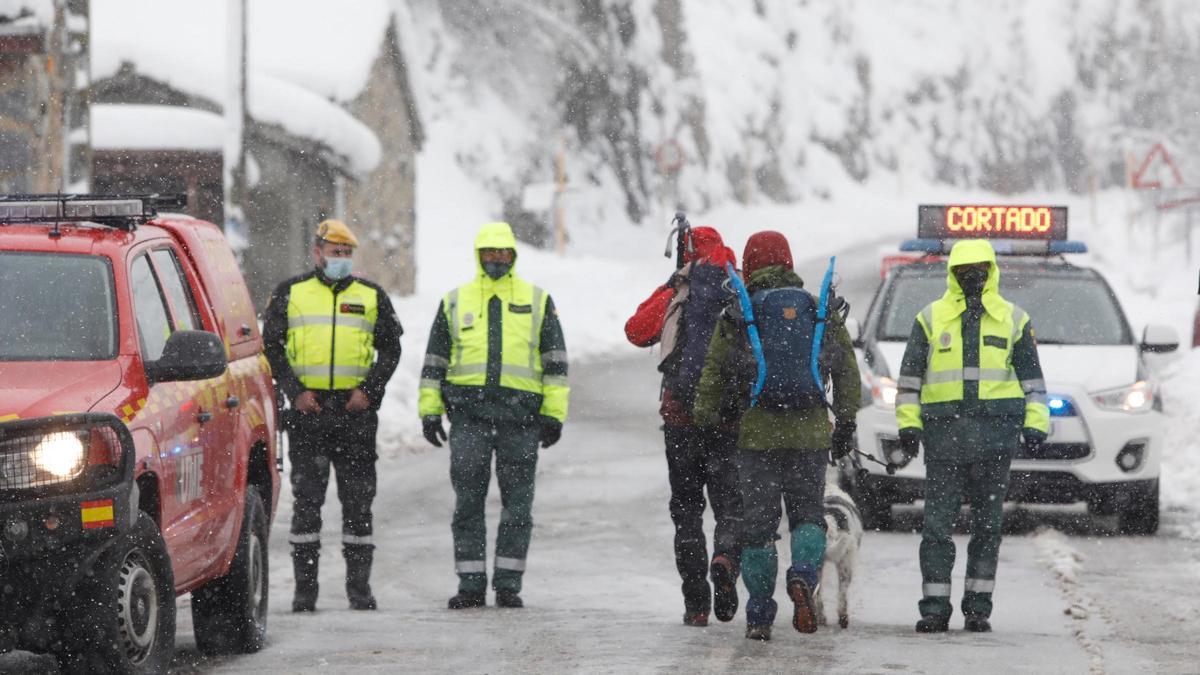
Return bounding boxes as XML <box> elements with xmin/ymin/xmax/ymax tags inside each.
<box><xmin>750</xmin><ymin>287</ymin><xmax>824</xmax><ymax>410</ymax></box>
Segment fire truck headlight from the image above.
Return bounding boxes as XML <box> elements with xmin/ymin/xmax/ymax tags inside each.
<box><xmin>33</xmin><ymin>433</ymin><xmax>86</xmax><ymax>478</ymax></box>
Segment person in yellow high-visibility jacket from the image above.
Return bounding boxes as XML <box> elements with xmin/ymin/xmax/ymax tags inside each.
<box><xmin>418</xmin><ymin>222</ymin><xmax>569</xmax><ymax>610</ymax></box>
<box><xmin>263</xmin><ymin>219</ymin><xmax>402</xmax><ymax>613</ymax></box>
<box><xmin>895</xmin><ymin>239</ymin><xmax>1049</xmax><ymax>634</ymax></box>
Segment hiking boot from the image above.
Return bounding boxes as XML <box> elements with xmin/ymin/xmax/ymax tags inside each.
<box><xmin>710</xmin><ymin>555</ymin><xmax>739</xmax><ymax>623</ymax></box>
<box><xmin>682</xmin><ymin>610</ymin><xmax>709</xmax><ymax>627</ymax></box>
<box><xmin>447</xmin><ymin>591</ymin><xmax>486</xmax><ymax>609</ymax></box>
<box><xmin>495</xmin><ymin>590</ymin><xmax>524</xmax><ymax>608</ymax></box>
<box><xmin>786</xmin><ymin>568</ymin><xmax>819</xmax><ymax>634</ymax></box>
<box><xmin>745</xmin><ymin>624</ymin><xmax>772</xmax><ymax>641</ymax></box>
<box><xmin>964</xmin><ymin>614</ymin><xmax>992</xmax><ymax>632</ymax></box>
<box><xmin>915</xmin><ymin>615</ymin><xmax>950</xmax><ymax>633</ymax></box>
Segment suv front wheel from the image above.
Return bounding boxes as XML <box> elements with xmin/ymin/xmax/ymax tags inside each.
<box><xmin>57</xmin><ymin>511</ymin><xmax>176</xmax><ymax>674</ymax></box>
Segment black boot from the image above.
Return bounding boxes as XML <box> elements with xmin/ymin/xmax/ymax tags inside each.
<box><xmin>710</xmin><ymin>554</ymin><xmax>740</xmax><ymax>623</ymax></box>
<box><xmin>915</xmin><ymin>615</ymin><xmax>950</xmax><ymax>633</ymax></box>
<box><xmin>292</xmin><ymin>544</ymin><xmax>320</xmax><ymax>612</ymax></box>
<box><xmin>964</xmin><ymin>614</ymin><xmax>992</xmax><ymax>632</ymax></box>
<box><xmin>344</xmin><ymin>544</ymin><xmax>377</xmax><ymax>610</ymax></box>
<box><xmin>495</xmin><ymin>589</ymin><xmax>524</xmax><ymax>608</ymax></box>
<box><xmin>448</xmin><ymin>591</ymin><xmax>486</xmax><ymax>609</ymax></box>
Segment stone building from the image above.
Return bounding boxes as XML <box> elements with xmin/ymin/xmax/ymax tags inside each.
<box><xmin>88</xmin><ymin>1</ymin><xmax>422</xmax><ymax>305</ymax></box>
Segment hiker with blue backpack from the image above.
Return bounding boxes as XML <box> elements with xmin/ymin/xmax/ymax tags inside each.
<box><xmin>693</xmin><ymin>230</ymin><xmax>861</xmax><ymax>641</ymax></box>
<box><xmin>625</xmin><ymin>222</ymin><xmax>745</xmax><ymax>628</ymax></box>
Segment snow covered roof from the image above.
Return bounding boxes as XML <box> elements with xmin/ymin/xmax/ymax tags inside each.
<box><xmin>0</xmin><ymin>0</ymin><xmax>50</xmax><ymax>34</ymax></box>
<box><xmin>90</xmin><ymin>104</ymin><xmax>225</xmax><ymax>152</ymax></box>
<box><xmin>91</xmin><ymin>0</ymin><xmax>389</xmax><ymax>175</ymax></box>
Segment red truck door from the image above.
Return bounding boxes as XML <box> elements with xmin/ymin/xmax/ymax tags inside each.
<box><xmin>129</xmin><ymin>247</ymin><xmax>239</xmax><ymax>586</ymax></box>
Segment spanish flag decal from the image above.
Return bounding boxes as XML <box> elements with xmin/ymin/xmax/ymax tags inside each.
<box><xmin>81</xmin><ymin>499</ymin><xmax>115</xmax><ymax>529</ymax></box>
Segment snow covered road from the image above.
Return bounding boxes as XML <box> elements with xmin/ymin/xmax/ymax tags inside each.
<box><xmin>157</xmin><ymin>353</ymin><xmax>1197</xmax><ymax>674</ymax></box>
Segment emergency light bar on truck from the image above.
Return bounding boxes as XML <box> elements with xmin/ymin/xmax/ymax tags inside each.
<box><xmin>0</xmin><ymin>194</ymin><xmax>188</xmax><ymax>230</ymax></box>
<box><xmin>901</xmin><ymin>204</ymin><xmax>1087</xmax><ymax>255</ymax></box>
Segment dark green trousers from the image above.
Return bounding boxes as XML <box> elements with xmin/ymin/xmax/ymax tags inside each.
<box><xmin>919</xmin><ymin>457</ymin><xmax>1011</xmax><ymax>619</ymax></box>
<box><xmin>449</xmin><ymin>416</ymin><xmax>540</xmax><ymax>594</ymax></box>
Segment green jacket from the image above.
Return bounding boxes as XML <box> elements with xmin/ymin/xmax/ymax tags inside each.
<box><xmin>693</xmin><ymin>266</ymin><xmax>861</xmax><ymax>450</ymax></box>
<box><xmin>895</xmin><ymin>241</ymin><xmax>1046</xmax><ymax>462</ymax></box>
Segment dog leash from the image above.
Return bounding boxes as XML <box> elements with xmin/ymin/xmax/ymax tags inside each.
<box><xmin>848</xmin><ymin>448</ymin><xmax>897</xmax><ymax>476</ymax></box>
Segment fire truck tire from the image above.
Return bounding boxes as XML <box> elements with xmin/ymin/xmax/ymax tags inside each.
<box><xmin>191</xmin><ymin>487</ymin><xmax>269</xmax><ymax>654</ymax></box>
<box><xmin>56</xmin><ymin>511</ymin><xmax>176</xmax><ymax>674</ymax></box>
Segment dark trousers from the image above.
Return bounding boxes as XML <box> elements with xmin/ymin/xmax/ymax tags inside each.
<box><xmin>449</xmin><ymin>415</ymin><xmax>540</xmax><ymax>594</ymax></box>
<box><xmin>919</xmin><ymin>457</ymin><xmax>1012</xmax><ymax>619</ymax></box>
<box><xmin>738</xmin><ymin>449</ymin><xmax>828</xmax><ymax>601</ymax></box>
<box><xmin>663</xmin><ymin>424</ymin><xmax>743</xmax><ymax>611</ymax></box>
<box><xmin>738</xmin><ymin>449</ymin><xmax>827</xmax><ymax>545</ymax></box>
<box><xmin>287</xmin><ymin>394</ymin><xmax>378</xmax><ymax>559</ymax></box>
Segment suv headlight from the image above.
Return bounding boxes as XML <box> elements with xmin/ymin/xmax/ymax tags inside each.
<box><xmin>1091</xmin><ymin>381</ymin><xmax>1155</xmax><ymax>414</ymax></box>
<box><xmin>33</xmin><ymin>433</ymin><xmax>87</xmax><ymax>477</ymax></box>
<box><xmin>871</xmin><ymin>375</ymin><xmax>898</xmax><ymax>409</ymax></box>
<box><xmin>0</xmin><ymin>429</ymin><xmax>111</xmax><ymax>490</ymax></box>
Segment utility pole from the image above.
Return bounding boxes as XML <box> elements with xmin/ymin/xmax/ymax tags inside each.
<box><xmin>224</xmin><ymin>0</ymin><xmax>248</xmax><ymax>233</ymax></box>
<box><xmin>36</xmin><ymin>0</ymin><xmax>67</xmax><ymax>192</ymax></box>
<box><xmin>554</xmin><ymin>136</ymin><xmax>566</xmax><ymax>254</ymax></box>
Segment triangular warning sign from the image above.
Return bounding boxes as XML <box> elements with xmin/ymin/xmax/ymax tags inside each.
<box><xmin>1132</xmin><ymin>143</ymin><xmax>1184</xmax><ymax>190</ymax></box>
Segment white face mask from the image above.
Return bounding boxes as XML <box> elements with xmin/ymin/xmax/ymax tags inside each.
<box><xmin>323</xmin><ymin>256</ymin><xmax>354</xmax><ymax>280</ymax></box>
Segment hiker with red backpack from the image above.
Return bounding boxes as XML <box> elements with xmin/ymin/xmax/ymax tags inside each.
<box><xmin>693</xmin><ymin>230</ymin><xmax>861</xmax><ymax>641</ymax></box>
<box><xmin>625</xmin><ymin>218</ymin><xmax>745</xmax><ymax>627</ymax></box>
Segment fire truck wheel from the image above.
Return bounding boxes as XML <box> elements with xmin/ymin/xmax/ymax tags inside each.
<box><xmin>56</xmin><ymin>511</ymin><xmax>176</xmax><ymax>674</ymax></box>
<box><xmin>191</xmin><ymin>487</ymin><xmax>269</xmax><ymax>654</ymax></box>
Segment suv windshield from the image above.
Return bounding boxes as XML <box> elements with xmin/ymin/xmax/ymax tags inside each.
<box><xmin>876</xmin><ymin>264</ymin><xmax>1132</xmax><ymax>345</ymax></box>
<box><xmin>0</xmin><ymin>252</ymin><xmax>118</xmax><ymax>360</ymax></box>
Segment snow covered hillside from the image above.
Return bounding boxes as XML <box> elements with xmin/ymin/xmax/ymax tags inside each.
<box><xmin>396</xmin><ymin>0</ymin><xmax>1200</xmax><ymax>230</ymax></box>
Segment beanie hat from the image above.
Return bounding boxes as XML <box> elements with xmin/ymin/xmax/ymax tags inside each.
<box><xmin>742</xmin><ymin>230</ymin><xmax>793</xmax><ymax>277</ymax></box>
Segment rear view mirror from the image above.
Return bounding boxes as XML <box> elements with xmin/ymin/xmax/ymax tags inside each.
<box><xmin>1141</xmin><ymin>324</ymin><xmax>1179</xmax><ymax>354</ymax></box>
<box><xmin>146</xmin><ymin>330</ymin><xmax>228</xmax><ymax>383</ymax></box>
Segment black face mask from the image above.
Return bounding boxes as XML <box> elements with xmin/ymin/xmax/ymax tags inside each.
<box><xmin>954</xmin><ymin>267</ymin><xmax>989</xmax><ymax>297</ymax></box>
<box><xmin>482</xmin><ymin>260</ymin><xmax>512</xmax><ymax>280</ymax></box>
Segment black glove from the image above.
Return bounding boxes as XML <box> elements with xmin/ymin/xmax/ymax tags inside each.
<box><xmin>539</xmin><ymin>416</ymin><xmax>563</xmax><ymax>448</ymax></box>
<box><xmin>831</xmin><ymin>420</ymin><xmax>857</xmax><ymax>461</ymax></box>
<box><xmin>422</xmin><ymin>415</ymin><xmax>447</xmax><ymax>447</ymax></box>
<box><xmin>1022</xmin><ymin>428</ymin><xmax>1047</xmax><ymax>455</ymax></box>
<box><xmin>898</xmin><ymin>428</ymin><xmax>922</xmax><ymax>461</ymax></box>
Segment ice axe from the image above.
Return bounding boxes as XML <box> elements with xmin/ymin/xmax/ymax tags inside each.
<box><xmin>663</xmin><ymin>212</ymin><xmax>693</xmax><ymax>270</ymax></box>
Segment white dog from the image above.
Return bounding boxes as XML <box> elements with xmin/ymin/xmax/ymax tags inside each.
<box><xmin>814</xmin><ymin>481</ymin><xmax>864</xmax><ymax>628</ymax></box>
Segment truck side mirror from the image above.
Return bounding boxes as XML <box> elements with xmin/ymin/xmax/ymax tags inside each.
<box><xmin>1140</xmin><ymin>324</ymin><xmax>1180</xmax><ymax>354</ymax></box>
<box><xmin>146</xmin><ymin>330</ymin><xmax>228</xmax><ymax>383</ymax></box>
<box><xmin>845</xmin><ymin>317</ymin><xmax>863</xmax><ymax>349</ymax></box>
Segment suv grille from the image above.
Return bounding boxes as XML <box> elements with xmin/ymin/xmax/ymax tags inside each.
<box><xmin>1015</xmin><ymin>442</ymin><xmax>1090</xmax><ymax>461</ymax></box>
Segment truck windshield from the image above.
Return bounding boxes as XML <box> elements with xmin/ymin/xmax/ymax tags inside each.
<box><xmin>877</xmin><ymin>266</ymin><xmax>1133</xmax><ymax>346</ymax></box>
<box><xmin>0</xmin><ymin>252</ymin><xmax>118</xmax><ymax>360</ymax></box>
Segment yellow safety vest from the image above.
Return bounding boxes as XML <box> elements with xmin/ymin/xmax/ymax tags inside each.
<box><xmin>895</xmin><ymin>300</ymin><xmax>1050</xmax><ymax>433</ymax></box>
<box><xmin>286</xmin><ymin>276</ymin><xmax>378</xmax><ymax>390</ymax></box>
<box><xmin>442</xmin><ymin>277</ymin><xmax>550</xmax><ymax>395</ymax></box>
